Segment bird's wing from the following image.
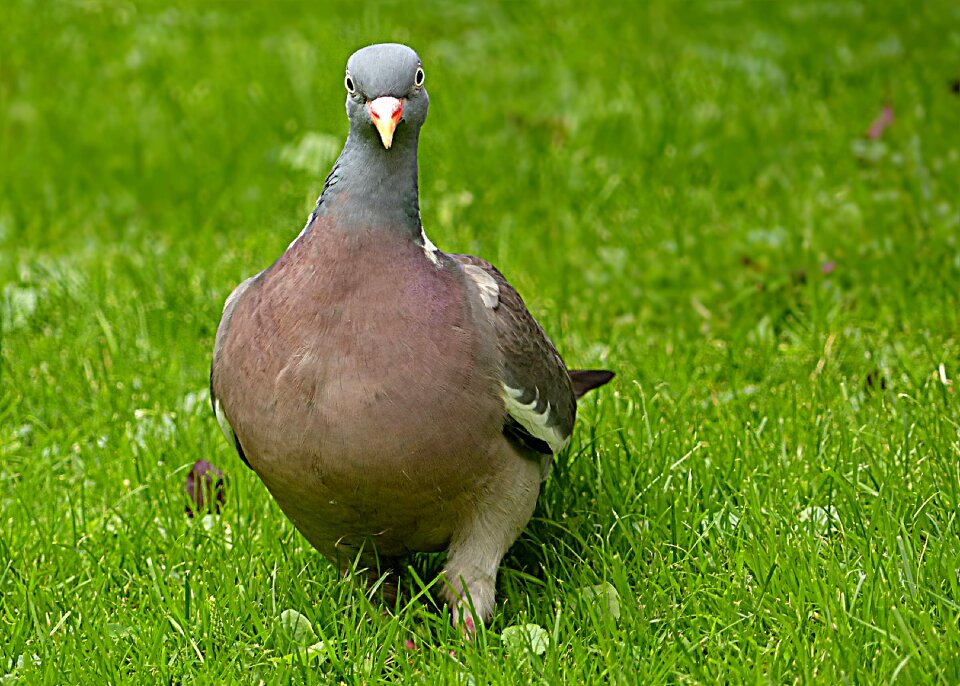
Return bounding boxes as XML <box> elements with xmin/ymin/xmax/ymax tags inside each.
<box><xmin>210</xmin><ymin>273</ymin><xmax>262</xmax><ymax>469</ymax></box>
<box><xmin>450</xmin><ymin>253</ymin><xmax>576</xmax><ymax>456</ymax></box>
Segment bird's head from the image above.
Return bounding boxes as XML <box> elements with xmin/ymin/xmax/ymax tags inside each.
<box><xmin>344</xmin><ymin>43</ymin><xmax>428</xmax><ymax>150</ymax></box>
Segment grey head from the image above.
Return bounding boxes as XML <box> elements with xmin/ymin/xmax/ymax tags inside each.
<box><xmin>344</xmin><ymin>43</ymin><xmax>429</xmax><ymax>150</ymax></box>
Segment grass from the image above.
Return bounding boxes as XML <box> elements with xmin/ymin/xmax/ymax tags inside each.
<box><xmin>2</xmin><ymin>0</ymin><xmax>960</xmax><ymax>682</ymax></box>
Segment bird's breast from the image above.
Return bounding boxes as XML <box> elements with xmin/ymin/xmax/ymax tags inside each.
<box><xmin>217</xmin><ymin>225</ymin><xmax>504</xmax><ymax>506</ymax></box>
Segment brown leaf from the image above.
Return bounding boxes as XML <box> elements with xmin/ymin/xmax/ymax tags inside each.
<box><xmin>866</xmin><ymin>104</ymin><xmax>894</xmax><ymax>140</ymax></box>
<box><xmin>185</xmin><ymin>460</ymin><xmax>226</xmax><ymax>517</ymax></box>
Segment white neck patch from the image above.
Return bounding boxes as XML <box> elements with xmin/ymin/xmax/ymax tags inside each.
<box><xmin>420</xmin><ymin>227</ymin><xmax>440</xmax><ymax>266</ymax></box>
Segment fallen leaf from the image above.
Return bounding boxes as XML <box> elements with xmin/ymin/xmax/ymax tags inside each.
<box><xmin>579</xmin><ymin>582</ymin><xmax>621</xmax><ymax>620</ymax></box>
<box><xmin>279</xmin><ymin>608</ymin><xmax>318</xmax><ymax>644</ymax></box>
<box><xmin>184</xmin><ymin>460</ymin><xmax>225</xmax><ymax>517</ymax></box>
<box><xmin>501</xmin><ymin>623</ymin><xmax>549</xmax><ymax>656</ymax></box>
<box><xmin>866</xmin><ymin>103</ymin><xmax>894</xmax><ymax>140</ymax></box>
<box><xmin>270</xmin><ymin>641</ymin><xmax>326</xmax><ymax>665</ymax></box>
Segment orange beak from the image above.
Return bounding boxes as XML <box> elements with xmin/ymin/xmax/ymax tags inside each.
<box><xmin>367</xmin><ymin>96</ymin><xmax>403</xmax><ymax>149</ymax></box>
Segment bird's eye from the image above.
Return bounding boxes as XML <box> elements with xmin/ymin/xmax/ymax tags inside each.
<box><xmin>414</xmin><ymin>67</ymin><xmax>425</xmax><ymax>87</ymax></box>
<box><xmin>345</xmin><ymin>75</ymin><xmax>356</xmax><ymax>94</ymax></box>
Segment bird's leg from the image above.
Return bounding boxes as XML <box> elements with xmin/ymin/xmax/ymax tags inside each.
<box><xmin>440</xmin><ymin>452</ymin><xmax>541</xmax><ymax>634</ymax></box>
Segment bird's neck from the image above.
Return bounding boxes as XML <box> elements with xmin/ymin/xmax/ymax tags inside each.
<box><xmin>314</xmin><ymin>129</ymin><xmax>422</xmax><ymax>238</ymax></box>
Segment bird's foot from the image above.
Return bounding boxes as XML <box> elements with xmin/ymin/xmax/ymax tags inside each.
<box><xmin>440</xmin><ymin>568</ymin><xmax>495</xmax><ymax>636</ymax></box>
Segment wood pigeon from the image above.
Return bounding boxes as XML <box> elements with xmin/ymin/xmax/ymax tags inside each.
<box><xmin>210</xmin><ymin>43</ymin><xmax>613</xmax><ymax>632</ymax></box>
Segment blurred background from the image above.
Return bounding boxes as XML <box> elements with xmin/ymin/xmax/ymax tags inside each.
<box><xmin>3</xmin><ymin>1</ymin><xmax>958</xmax><ymax>369</ymax></box>
<box><xmin>2</xmin><ymin>0</ymin><xmax>959</xmax><ymax>681</ymax></box>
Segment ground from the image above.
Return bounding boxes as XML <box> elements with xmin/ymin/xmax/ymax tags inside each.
<box><xmin>2</xmin><ymin>0</ymin><xmax>959</xmax><ymax>683</ymax></box>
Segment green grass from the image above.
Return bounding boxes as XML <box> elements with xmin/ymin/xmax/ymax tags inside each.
<box><xmin>3</xmin><ymin>0</ymin><xmax>960</xmax><ymax>682</ymax></box>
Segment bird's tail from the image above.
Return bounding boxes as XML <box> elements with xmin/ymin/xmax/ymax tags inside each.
<box><xmin>569</xmin><ymin>369</ymin><xmax>615</xmax><ymax>399</ymax></box>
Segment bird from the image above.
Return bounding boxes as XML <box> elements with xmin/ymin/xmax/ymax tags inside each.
<box><xmin>210</xmin><ymin>43</ymin><xmax>613</xmax><ymax>632</ymax></box>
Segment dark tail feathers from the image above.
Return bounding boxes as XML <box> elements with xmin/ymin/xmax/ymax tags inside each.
<box><xmin>569</xmin><ymin>369</ymin><xmax>615</xmax><ymax>399</ymax></box>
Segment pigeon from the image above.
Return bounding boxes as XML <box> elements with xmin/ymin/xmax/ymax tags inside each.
<box><xmin>210</xmin><ymin>43</ymin><xmax>613</xmax><ymax>632</ymax></box>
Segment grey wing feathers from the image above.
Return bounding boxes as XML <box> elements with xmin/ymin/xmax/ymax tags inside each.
<box><xmin>569</xmin><ymin>369</ymin><xmax>615</xmax><ymax>399</ymax></box>
<box><xmin>451</xmin><ymin>254</ymin><xmax>576</xmax><ymax>455</ymax></box>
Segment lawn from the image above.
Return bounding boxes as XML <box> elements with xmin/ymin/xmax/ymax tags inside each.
<box><xmin>2</xmin><ymin>0</ymin><xmax>960</xmax><ymax>682</ymax></box>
